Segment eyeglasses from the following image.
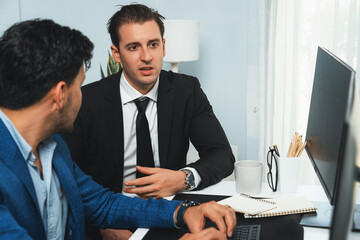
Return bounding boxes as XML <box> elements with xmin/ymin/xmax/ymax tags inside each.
<box><xmin>267</xmin><ymin>147</ymin><xmax>279</xmax><ymax>192</ymax></box>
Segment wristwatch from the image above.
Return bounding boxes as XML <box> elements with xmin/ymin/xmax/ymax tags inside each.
<box><xmin>180</xmin><ymin>169</ymin><xmax>196</xmax><ymax>191</ymax></box>
<box><xmin>176</xmin><ymin>200</ymin><xmax>200</xmax><ymax>228</ymax></box>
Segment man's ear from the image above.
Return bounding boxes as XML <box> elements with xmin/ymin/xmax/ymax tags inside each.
<box><xmin>111</xmin><ymin>45</ymin><xmax>121</xmax><ymax>63</ymax></box>
<box><xmin>53</xmin><ymin>81</ymin><xmax>67</xmax><ymax>110</ymax></box>
<box><xmin>163</xmin><ymin>38</ymin><xmax>166</xmax><ymax>57</ymax></box>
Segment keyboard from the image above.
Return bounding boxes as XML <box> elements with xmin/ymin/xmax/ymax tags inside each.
<box><xmin>228</xmin><ymin>224</ymin><xmax>261</xmax><ymax>240</ymax></box>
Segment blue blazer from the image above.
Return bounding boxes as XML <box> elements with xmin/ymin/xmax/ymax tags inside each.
<box><xmin>0</xmin><ymin>119</ymin><xmax>180</xmax><ymax>240</ymax></box>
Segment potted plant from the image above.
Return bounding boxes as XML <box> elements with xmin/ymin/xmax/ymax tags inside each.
<box><xmin>100</xmin><ymin>51</ymin><xmax>122</xmax><ymax>78</ymax></box>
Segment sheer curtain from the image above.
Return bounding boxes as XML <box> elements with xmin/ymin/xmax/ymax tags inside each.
<box><xmin>258</xmin><ymin>0</ymin><xmax>360</xmax><ymax>184</ymax></box>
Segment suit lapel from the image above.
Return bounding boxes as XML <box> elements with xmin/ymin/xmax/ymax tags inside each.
<box><xmin>0</xmin><ymin>119</ymin><xmax>41</xmax><ymax>213</ymax></box>
<box><xmin>52</xmin><ymin>150</ymin><xmax>83</xmax><ymax>231</ymax></box>
<box><xmin>105</xmin><ymin>72</ymin><xmax>125</xmax><ymax>172</ymax></box>
<box><xmin>157</xmin><ymin>71</ymin><xmax>175</xmax><ymax>167</ymax></box>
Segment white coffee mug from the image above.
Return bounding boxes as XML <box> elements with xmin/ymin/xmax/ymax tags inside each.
<box><xmin>234</xmin><ymin>160</ymin><xmax>263</xmax><ymax>195</ymax></box>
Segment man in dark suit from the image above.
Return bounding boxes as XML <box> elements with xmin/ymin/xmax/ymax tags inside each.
<box><xmin>64</xmin><ymin>4</ymin><xmax>235</xmax><ymax>239</ymax></box>
<box><xmin>0</xmin><ymin>19</ymin><xmax>236</xmax><ymax>240</ymax></box>
<box><xmin>65</xmin><ymin>3</ymin><xmax>234</xmax><ymax>198</ymax></box>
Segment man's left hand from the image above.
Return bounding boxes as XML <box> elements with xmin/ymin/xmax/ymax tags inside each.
<box><xmin>181</xmin><ymin>201</ymin><xmax>236</xmax><ymax>238</ymax></box>
<box><xmin>123</xmin><ymin>166</ymin><xmax>186</xmax><ymax>198</ymax></box>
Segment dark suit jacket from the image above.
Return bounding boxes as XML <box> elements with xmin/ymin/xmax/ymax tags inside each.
<box><xmin>0</xmin><ymin>119</ymin><xmax>180</xmax><ymax>240</ymax></box>
<box><xmin>64</xmin><ymin>70</ymin><xmax>235</xmax><ymax>193</ymax></box>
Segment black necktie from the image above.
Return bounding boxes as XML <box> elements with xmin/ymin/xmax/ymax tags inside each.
<box><xmin>134</xmin><ymin>97</ymin><xmax>154</xmax><ymax>178</ymax></box>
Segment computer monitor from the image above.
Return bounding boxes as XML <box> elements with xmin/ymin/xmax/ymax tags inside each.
<box><xmin>305</xmin><ymin>47</ymin><xmax>360</xmax><ymax>239</ymax></box>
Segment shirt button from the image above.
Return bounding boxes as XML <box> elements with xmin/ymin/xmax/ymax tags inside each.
<box><xmin>69</xmin><ymin>229</ymin><xmax>72</xmax><ymax>235</ymax></box>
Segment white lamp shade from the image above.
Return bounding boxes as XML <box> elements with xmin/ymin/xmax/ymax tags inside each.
<box><xmin>163</xmin><ymin>20</ymin><xmax>199</xmax><ymax>63</ymax></box>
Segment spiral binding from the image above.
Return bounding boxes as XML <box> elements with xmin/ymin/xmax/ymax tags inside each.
<box><xmin>244</xmin><ymin>206</ymin><xmax>317</xmax><ymax>218</ymax></box>
<box><xmin>239</xmin><ymin>193</ymin><xmax>276</xmax><ymax>205</ymax></box>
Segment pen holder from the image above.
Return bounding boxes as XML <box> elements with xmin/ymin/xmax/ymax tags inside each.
<box><xmin>275</xmin><ymin>153</ymin><xmax>301</xmax><ymax>193</ymax></box>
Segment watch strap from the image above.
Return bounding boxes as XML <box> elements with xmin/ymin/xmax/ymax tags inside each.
<box><xmin>176</xmin><ymin>200</ymin><xmax>200</xmax><ymax>228</ymax></box>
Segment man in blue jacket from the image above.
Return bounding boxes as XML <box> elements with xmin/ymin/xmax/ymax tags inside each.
<box><xmin>0</xmin><ymin>19</ymin><xmax>235</xmax><ymax>240</ymax></box>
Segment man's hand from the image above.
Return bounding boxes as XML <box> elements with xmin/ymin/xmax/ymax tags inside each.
<box><xmin>123</xmin><ymin>166</ymin><xmax>186</xmax><ymax>198</ymax></box>
<box><xmin>99</xmin><ymin>229</ymin><xmax>133</xmax><ymax>240</ymax></box>
<box><xmin>179</xmin><ymin>228</ymin><xmax>227</xmax><ymax>240</ymax></box>
<box><xmin>180</xmin><ymin>201</ymin><xmax>236</xmax><ymax>238</ymax></box>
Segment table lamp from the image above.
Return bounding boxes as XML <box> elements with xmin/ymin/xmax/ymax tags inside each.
<box><xmin>163</xmin><ymin>20</ymin><xmax>199</xmax><ymax>73</ymax></box>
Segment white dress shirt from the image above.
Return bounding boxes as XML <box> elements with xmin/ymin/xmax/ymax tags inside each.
<box><xmin>119</xmin><ymin>73</ymin><xmax>201</xmax><ymax>191</ymax></box>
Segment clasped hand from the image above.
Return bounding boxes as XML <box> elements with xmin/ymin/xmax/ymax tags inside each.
<box><xmin>123</xmin><ymin>166</ymin><xmax>186</xmax><ymax>198</ymax></box>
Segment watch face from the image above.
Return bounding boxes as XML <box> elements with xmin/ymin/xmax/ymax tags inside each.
<box><xmin>182</xmin><ymin>169</ymin><xmax>196</xmax><ymax>190</ymax></box>
<box><xmin>185</xmin><ymin>170</ymin><xmax>195</xmax><ymax>189</ymax></box>
<box><xmin>188</xmin><ymin>174</ymin><xmax>195</xmax><ymax>184</ymax></box>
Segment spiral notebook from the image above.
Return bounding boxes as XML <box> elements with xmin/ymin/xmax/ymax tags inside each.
<box><xmin>218</xmin><ymin>193</ymin><xmax>277</xmax><ymax>215</ymax></box>
<box><xmin>243</xmin><ymin>196</ymin><xmax>317</xmax><ymax>218</ymax></box>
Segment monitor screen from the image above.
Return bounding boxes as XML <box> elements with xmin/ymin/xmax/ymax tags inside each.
<box><xmin>304</xmin><ymin>47</ymin><xmax>360</xmax><ymax>238</ymax></box>
<box><xmin>305</xmin><ymin>47</ymin><xmax>354</xmax><ymax>205</ymax></box>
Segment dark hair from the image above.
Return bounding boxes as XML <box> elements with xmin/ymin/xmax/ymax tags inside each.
<box><xmin>0</xmin><ymin>19</ymin><xmax>94</xmax><ymax>109</ymax></box>
<box><xmin>107</xmin><ymin>3</ymin><xmax>165</xmax><ymax>46</ymax></box>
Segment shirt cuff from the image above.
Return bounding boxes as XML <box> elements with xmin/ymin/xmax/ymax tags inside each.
<box><xmin>181</xmin><ymin>167</ymin><xmax>202</xmax><ymax>189</ymax></box>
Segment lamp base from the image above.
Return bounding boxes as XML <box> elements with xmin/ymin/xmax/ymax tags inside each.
<box><xmin>170</xmin><ymin>62</ymin><xmax>180</xmax><ymax>73</ymax></box>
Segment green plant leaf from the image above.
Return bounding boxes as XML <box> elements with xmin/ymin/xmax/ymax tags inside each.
<box><xmin>100</xmin><ymin>65</ymin><xmax>105</xmax><ymax>79</ymax></box>
<box><xmin>100</xmin><ymin>51</ymin><xmax>122</xmax><ymax>78</ymax></box>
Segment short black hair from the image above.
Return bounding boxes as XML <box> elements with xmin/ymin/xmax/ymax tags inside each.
<box><xmin>0</xmin><ymin>19</ymin><xmax>94</xmax><ymax>109</ymax></box>
<box><xmin>107</xmin><ymin>3</ymin><xmax>165</xmax><ymax>47</ymax></box>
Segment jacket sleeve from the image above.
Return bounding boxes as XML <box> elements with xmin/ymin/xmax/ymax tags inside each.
<box><xmin>72</xmin><ymin>160</ymin><xmax>181</xmax><ymax>229</ymax></box>
<box><xmin>187</xmin><ymin>78</ymin><xmax>235</xmax><ymax>189</ymax></box>
<box><xmin>0</xmin><ymin>204</ymin><xmax>33</xmax><ymax>239</ymax></box>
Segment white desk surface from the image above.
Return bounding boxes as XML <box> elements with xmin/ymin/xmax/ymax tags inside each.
<box><xmin>130</xmin><ymin>181</ymin><xmax>360</xmax><ymax>240</ymax></box>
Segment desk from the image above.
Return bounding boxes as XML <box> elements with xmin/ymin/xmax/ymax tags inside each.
<box><xmin>130</xmin><ymin>181</ymin><xmax>360</xmax><ymax>240</ymax></box>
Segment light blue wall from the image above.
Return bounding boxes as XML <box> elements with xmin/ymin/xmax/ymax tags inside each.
<box><xmin>0</xmin><ymin>0</ymin><xmax>260</xmax><ymax>161</ymax></box>
<box><xmin>0</xmin><ymin>0</ymin><xmax>20</xmax><ymax>32</ymax></box>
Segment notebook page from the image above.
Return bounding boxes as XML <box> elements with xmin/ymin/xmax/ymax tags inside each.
<box><xmin>218</xmin><ymin>193</ymin><xmax>277</xmax><ymax>215</ymax></box>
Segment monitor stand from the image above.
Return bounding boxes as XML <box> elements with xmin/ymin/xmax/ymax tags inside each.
<box><xmin>300</xmin><ymin>201</ymin><xmax>360</xmax><ymax>231</ymax></box>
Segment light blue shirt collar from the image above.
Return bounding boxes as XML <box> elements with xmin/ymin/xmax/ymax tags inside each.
<box><xmin>0</xmin><ymin>109</ymin><xmax>32</xmax><ymax>161</ymax></box>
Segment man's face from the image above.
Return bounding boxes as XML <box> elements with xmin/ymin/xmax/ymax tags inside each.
<box><xmin>57</xmin><ymin>65</ymin><xmax>85</xmax><ymax>132</ymax></box>
<box><xmin>114</xmin><ymin>20</ymin><xmax>166</xmax><ymax>94</ymax></box>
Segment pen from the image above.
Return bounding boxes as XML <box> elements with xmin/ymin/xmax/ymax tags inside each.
<box><xmin>295</xmin><ymin>141</ymin><xmax>307</xmax><ymax>157</ymax></box>
<box><xmin>273</xmin><ymin>145</ymin><xmax>280</xmax><ymax>157</ymax></box>
<box><xmin>286</xmin><ymin>133</ymin><xmax>307</xmax><ymax>157</ymax></box>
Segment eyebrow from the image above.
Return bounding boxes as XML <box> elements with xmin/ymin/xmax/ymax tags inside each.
<box><xmin>148</xmin><ymin>38</ymin><xmax>161</xmax><ymax>44</ymax></box>
<box><xmin>125</xmin><ymin>38</ymin><xmax>161</xmax><ymax>48</ymax></box>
